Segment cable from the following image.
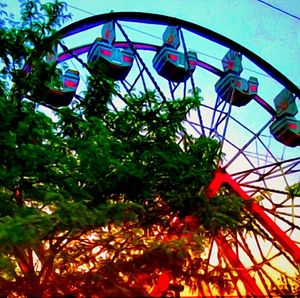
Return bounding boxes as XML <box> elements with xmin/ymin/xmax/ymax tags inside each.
<box><xmin>256</xmin><ymin>0</ymin><xmax>300</xmax><ymax>21</ymax></box>
<box><xmin>67</xmin><ymin>4</ymin><xmax>94</xmax><ymax>16</ymax></box>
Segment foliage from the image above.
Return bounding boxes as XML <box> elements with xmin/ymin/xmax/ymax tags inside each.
<box><xmin>0</xmin><ymin>1</ymin><xmax>249</xmax><ymax>297</ymax></box>
<box><xmin>287</xmin><ymin>181</ymin><xmax>300</xmax><ymax>197</ymax></box>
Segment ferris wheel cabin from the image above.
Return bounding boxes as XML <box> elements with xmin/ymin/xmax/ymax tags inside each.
<box><xmin>153</xmin><ymin>26</ymin><xmax>197</xmax><ymax>83</ymax></box>
<box><xmin>45</xmin><ymin>69</ymin><xmax>80</xmax><ymax>107</ymax></box>
<box><xmin>87</xmin><ymin>21</ymin><xmax>134</xmax><ymax>81</ymax></box>
<box><xmin>215</xmin><ymin>50</ymin><xmax>259</xmax><ymax>106</ymax></box>
<box><xmin>270</xmin><ymin>89</ymin><xmax>300</xmax><ymax>147</ymax></box>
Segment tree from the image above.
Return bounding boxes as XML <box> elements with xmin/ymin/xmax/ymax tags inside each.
<box><xmin>0</xmin><ymin>1</ymin><xmax>244</xmax><ymax>297</ymax></box>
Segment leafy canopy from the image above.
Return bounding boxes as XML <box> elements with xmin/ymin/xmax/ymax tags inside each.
<box><xmin>0</xmin><ymin>1</ymin><xmax>245</xmax><ymax>297</ymax></box>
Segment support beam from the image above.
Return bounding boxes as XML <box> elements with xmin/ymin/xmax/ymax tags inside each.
<box><xmin>207</xmin><ymin>169</ymin><xmax>300</xmax><ymax>263</ymax></box>
<box><xmin>215</xmin><ymin>236</ymin><xmax>264</xmax><ymax>296</ymax></box>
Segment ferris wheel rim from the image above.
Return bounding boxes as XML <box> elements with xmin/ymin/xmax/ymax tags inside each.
<box><xmin>57</xmin><ymin>11</ymin><xmax>300</xmax><ymax>98</ymax></box>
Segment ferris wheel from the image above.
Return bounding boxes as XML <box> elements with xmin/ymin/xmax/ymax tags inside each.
<box><xmin>44</xmin><ymin>12</ymin><xmax>300</xmax><ymax>297</ymax></box>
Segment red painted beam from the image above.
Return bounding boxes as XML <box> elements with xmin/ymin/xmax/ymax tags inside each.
<box><xmin>215</xmin><ymin>236</ymin><xmax>264</xmax><ymax>296</ymax></box>
<box><xmin>150</xmin><ymin>168</ymin><xmax>300</xmax><ymax>296</ymax></box>
<box><xmin>207</xmin><ymin>169</ymin><xmax>300</xmax><ymax>263</ymax></box>
<box><xmin>149</xmin><ymin>271</ymin><xmax>172</xmax><ymax>297</ymax></box>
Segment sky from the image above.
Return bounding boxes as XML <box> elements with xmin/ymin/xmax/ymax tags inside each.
<box><xmin>60</xmin><ymin>0</ymin><xmax>300</xmax><ymax>155</ymax></box>
<box><xmin>3</xmin><ymin>0</ymin><xmax>299</xmax><ymax>155</ymax></box>
<box><xmin>4</xmin><ymin>0</ymin><xmax>299</xmax><ymax>168</ymax></box>
<box><xmin>48</xmin><ymin>0</ymin><xmax>300</xmax><ymax>86</ymax></box>
<box><xmin>5</xmin><ymin>0</ymin><xmax>300</xmax><ymax>85</ymax></box>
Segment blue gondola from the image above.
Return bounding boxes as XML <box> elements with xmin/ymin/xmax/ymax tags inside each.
<box><xmin>153</xmin><ymin>26</ymin><xmax>197</xmax><ymax>82</ymax></box>
<box><xmin>87</xmin><ymin>22</ymin><xmax>134</xmax><ymax>81</ymax></box>
<box><xmin>45</xmin><ymin>69</ymin><xmax>80</xmax><ymax>107</ymax></box>
<box><xmin>215</xmin><ymin>50</ymin><xmax>258</xmax><ymax>106</ymax></box>
<box><xmin>270</xmin><ymin>89</ymin><xmax>300</xmax><ymax>147</ymax></box>
<box><xmin>270</xmin><ymin>117</ymin><xmax>300</xmax><ymax>147</ymax></box>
